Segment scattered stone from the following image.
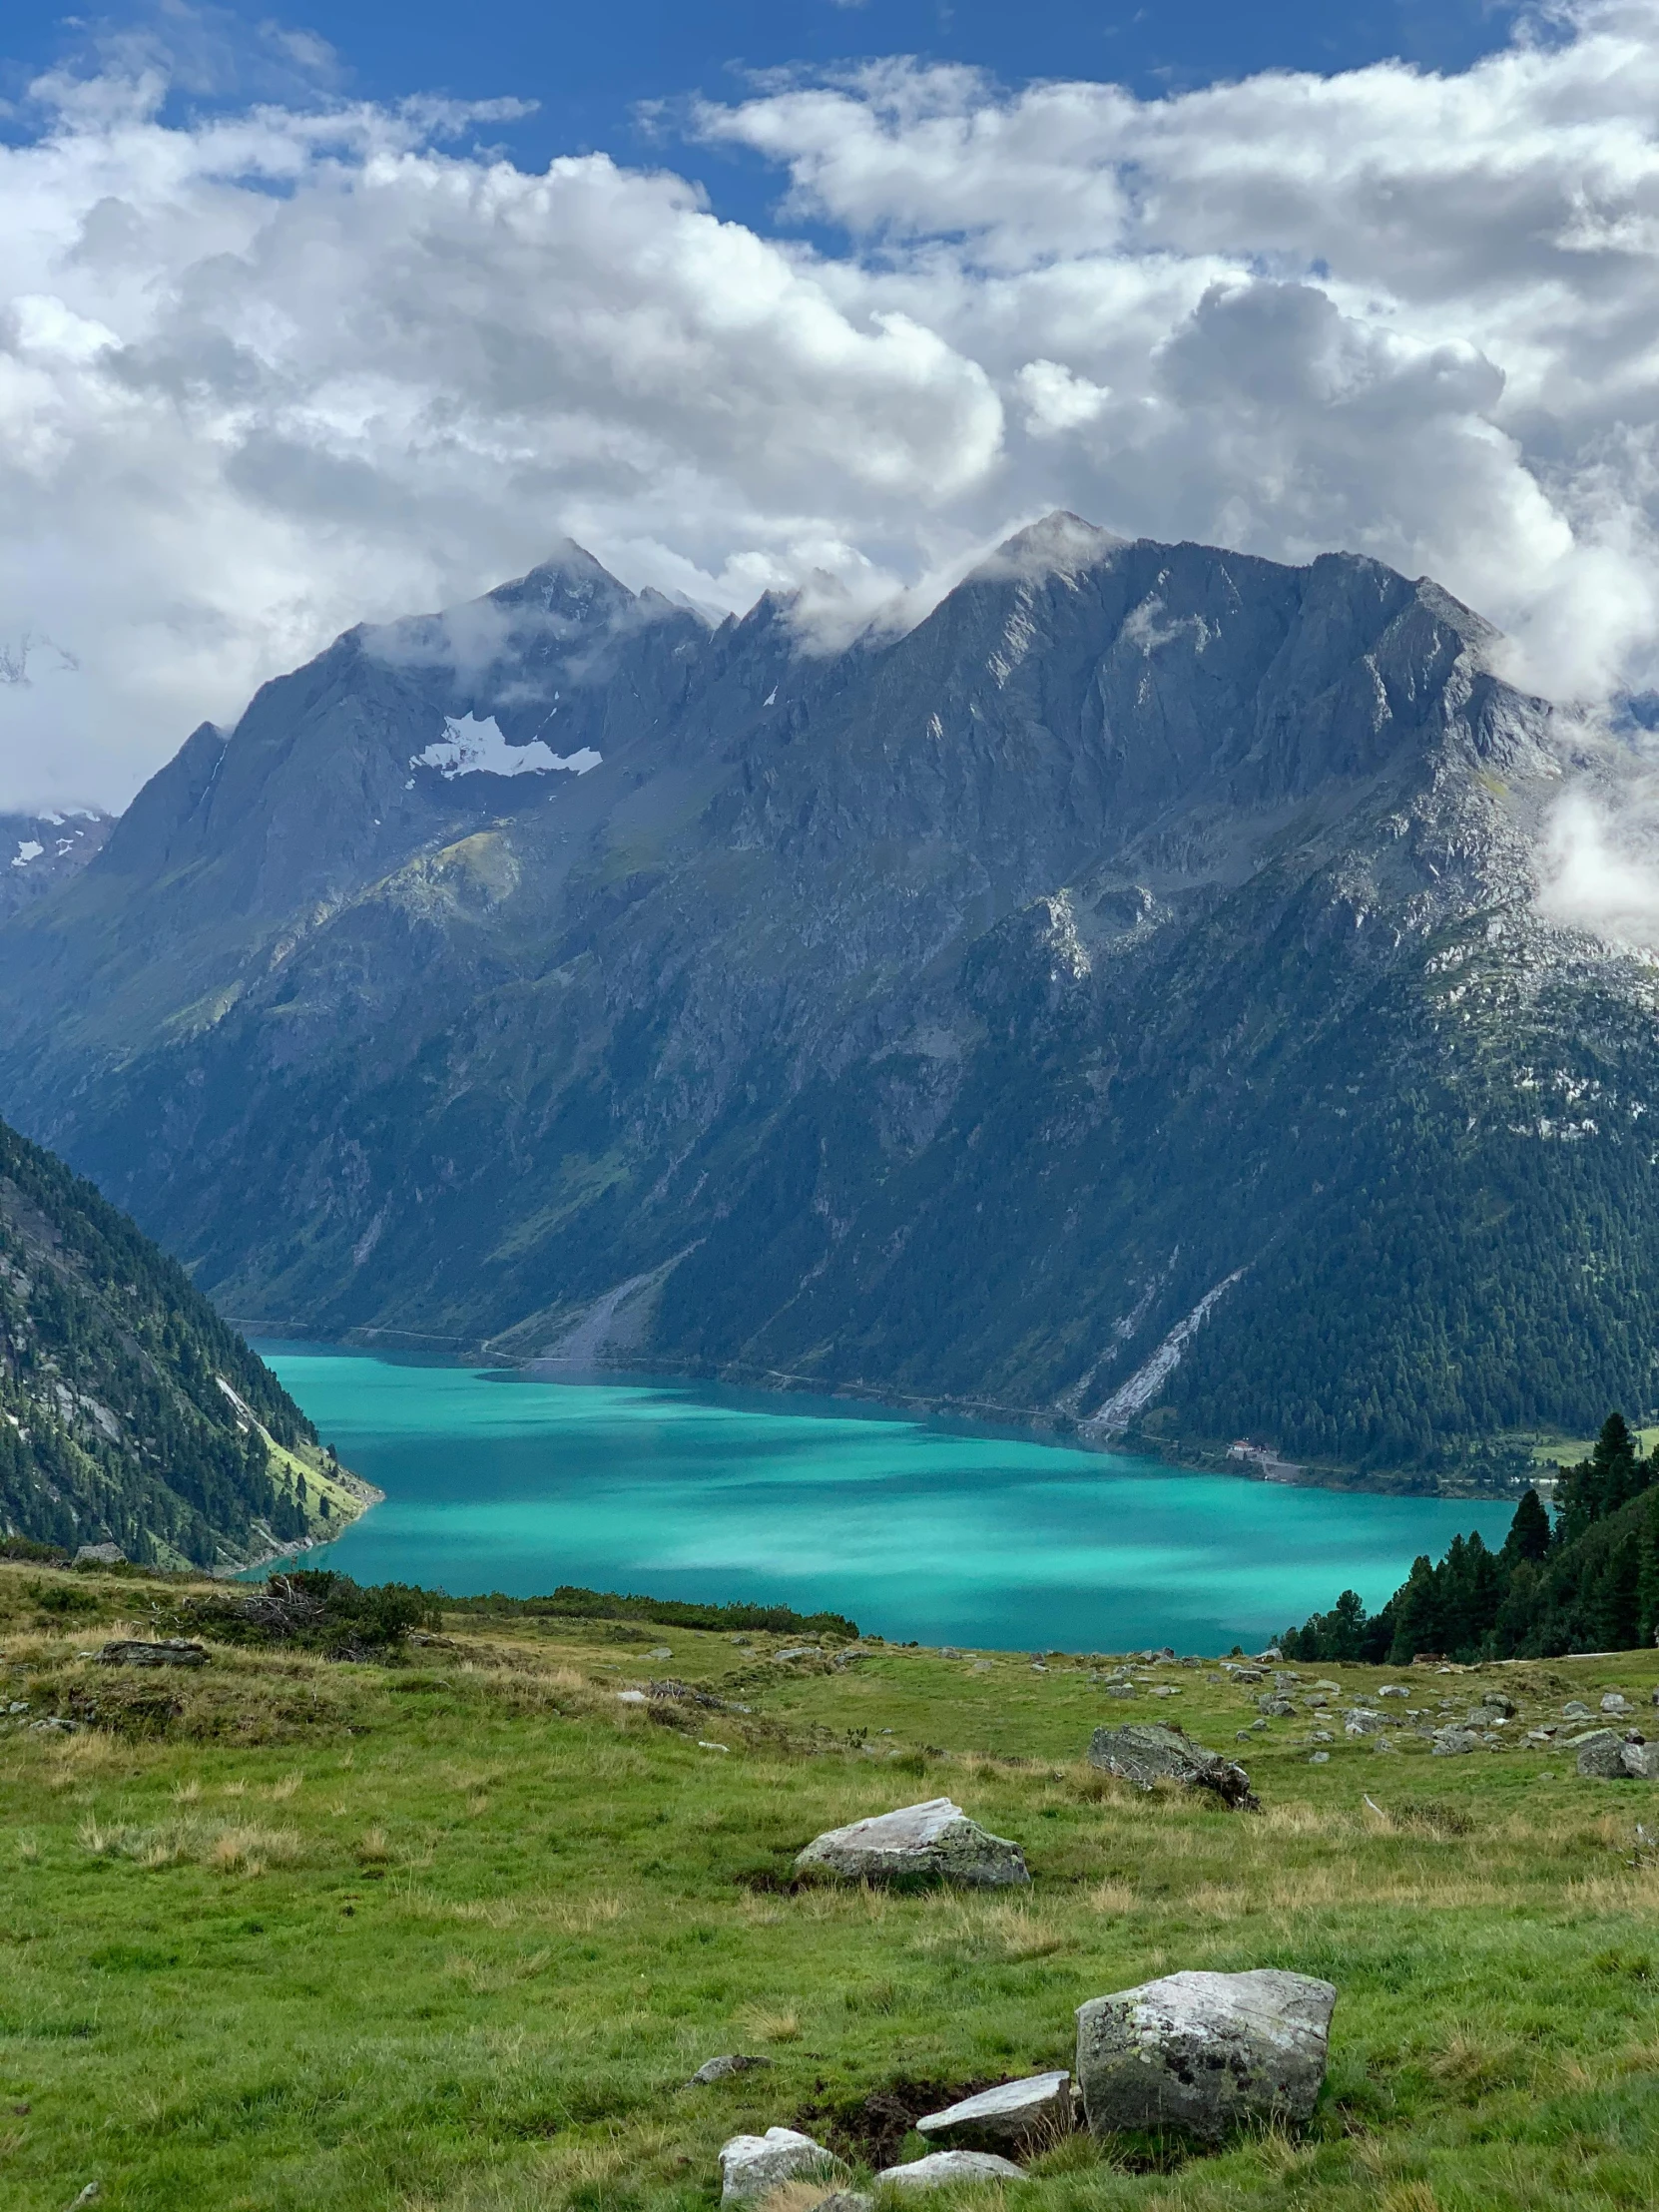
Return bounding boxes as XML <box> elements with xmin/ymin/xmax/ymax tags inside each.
<box><xmin>816</xmin><ymin>2194</ymin><xmax>874</xmax><ymax>2212</ymax></box>
<box><xmin>795</xmin><ymin>1799</ymin><xmax>1029</xmax><ymax>1887</ymax></box>
<box><xmin>73</xmin><ymin>1544</ymin><xmax>124</xmax><ymax>1566</ymax></box>
<box><xmin>1344</xmin><ymin>1710</ymin><xmax>1387</xmax><ymax>1737</ymax></box>
<box><xmin>689</xmin><ymin>2054</ymin><xmax>773</xmax><ymax>2086</ymax></box>
<box><xmin>1602</xmin><ymin>1693</ymin><xmax>1632</xmax><ymax>1715</ymax></box>
<box><xmin>1257</xmin><ymin>1696</ymin><xmax>1298</xmax><ymax>1718</ymax></box>
<box><xmin>773</xmin><ymin>1646</ymin><xmax>822</xmax><ymax>1663</ymax></box>
<box><xmin>1378</xmin><ymin>1685</ymin><xmax>1410</xmax><ymax>1700</ymax></box>
<box><xmin>97</xmin><ymin>1639</ymin><xmax>207</xmax><ymax>1669</ymax></box>
<box><xmin>615</xmin><ymin>1690</ymin><xmax>649</xmax><ymax>1705</ymax></box>
<box><xmin>1575</xmin><ymin>1730</ymin><xmax>1630</xmax><ymax>1779</ymax></box>
<box><xmin>1104</xmin><ymin>1684</ymin><xmax>1136</xmax><ymax>1698</ymax></box>
<box><xmin>648</xmin><ymin>1646</ymin><xmax>673</xmax><ymax>1660</ymax></box>
<box><xmin>876</xmin><ymin>2153</ymin><xmax>1025</xmax><ymax>2190</ymax></box>
<box><xmin>1308</xmin><ymin>1751</ymin><xmax>1330</xmax><ymax>1765</ymax></box>
<box><xmin>1087</xmin><ymin>1724</ymin><xmax>1258</xmax><ymax>1811</ymax></box>
<box><xmin>1562</xmin><ymin>1701</ymin><xmax>1593</xmax><ymax>1720</ymax></box>
<box><xmin>1431</xmin><ymin>1729</ymin><xmax>1479</xmax><ymax>1757</ymax></box>
<box><xmin>718</xmin><ymin>2129</ymin><xmax>835</xmax><ymax>2204</ymax></box>
<box><xmin>1228</xmin><ymin>1666</ymin><xmax>1264</xmax><ymax>1683</ymax></box>
<box><xmin>1075</xmin><ymin>1968</ymin><xmax>1336</xmax><ymax>2142</ymax></box>
<box><xmin>1147</xmin><ymin>1685</ymin><xmax>1182</xmax><ymax>1699</ymax></box>
<box><xmin>1622</xmin><ymin>1743</ymin><xmax>1659</xmax><ymax>1780</ymax></box>
<box><xmin>916</xmin><ymin>2071</ymin><xmax>1073</xmax><ymax>2150</ymax></box>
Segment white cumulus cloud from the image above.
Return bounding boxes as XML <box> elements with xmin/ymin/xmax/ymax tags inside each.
<box><xmin>9</xmin><ymin>4</ymin><xmax>1659</xmax><ymax>805</ymax></box>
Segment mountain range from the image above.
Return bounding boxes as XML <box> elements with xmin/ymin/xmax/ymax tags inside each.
<box><xmin>1</xmin><ymin>513</ymin><xmax>1655</xmax><ymax>1482</ymax></box>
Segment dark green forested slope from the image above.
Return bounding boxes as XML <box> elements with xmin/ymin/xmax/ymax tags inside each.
<box><xmin>0</xmin><ymin>1114</ymin><xmax>320</xmax><ymax>1567</ymax></box>
<box><xmin>1284</xmin><ymin>1413</ymin><xmax>1659</xmax><ymax>1661</ymax></box>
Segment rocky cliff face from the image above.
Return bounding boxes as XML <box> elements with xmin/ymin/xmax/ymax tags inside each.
<box><xmin>0</xmin><ymin>810</ymin><xmax>112</xmax><ymax>921</ymax></box>
<box><xmin>1</xmin><ymin>516</ymin><xmax>1655</xmax><ymax>1477</ymax></box>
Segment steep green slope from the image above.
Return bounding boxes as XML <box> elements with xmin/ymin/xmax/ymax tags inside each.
<box><xmin>0</xmin><ymin>1115</ymin><xmax>362</xmax><ymax>1566</ymax></box>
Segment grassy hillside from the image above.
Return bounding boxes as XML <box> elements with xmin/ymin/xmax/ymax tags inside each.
<box><xmin>5</xmin><ymin>1561</ymin><xmax>1659</xmax><ymax>2210</ymax></box>
<box><xmin>0</xmin><ymin>1114</ymin><xmax>373</xmax><ymax>1566</ymax></box>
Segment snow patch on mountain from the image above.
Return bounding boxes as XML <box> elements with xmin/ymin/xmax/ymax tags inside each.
<box><xmin>11</xmin><ymin>840</ymin><xmax>43</xmax><ymax>866</ymax></box>
<box><xmin>410</xmin><ymin>714</ymin><xmax>601</xmax><ymax>781</ymax></box>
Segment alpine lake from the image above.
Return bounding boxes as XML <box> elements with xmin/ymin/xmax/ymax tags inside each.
<box><xmin>255</xmin><ymin>1345</ymin><xmax>1514</xmax><ymax>1650</ymax></box>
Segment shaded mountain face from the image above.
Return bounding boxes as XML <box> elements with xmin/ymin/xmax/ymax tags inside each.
<box><xmin>0</xmin><ymin>810</ymin><xmax>113</xmax><ymax>921</ymax></box>
<box><xmin>1</xmin><ymin>516</ymin><xmax>1656</xmax><ymax>1478</ymax></box>
<box><xmin>0</xmin><ymin>1115</ymin><xmax>319</xmax><ymax>1566</ymax></box>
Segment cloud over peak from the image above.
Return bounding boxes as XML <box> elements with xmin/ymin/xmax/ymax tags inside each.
<box><xmin>7</xmin><ymin>3</ymin><xmax>1659</xmax><ymax>805</ymax></box>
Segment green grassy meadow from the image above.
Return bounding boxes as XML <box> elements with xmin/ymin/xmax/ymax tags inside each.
<box><xmin>6</xmin><ymin>1565</ymin><xmax>1659</xmax><ymax>2212</ymax></box>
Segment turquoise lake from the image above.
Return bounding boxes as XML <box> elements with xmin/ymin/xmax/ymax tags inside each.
<box><xmin>258</xmin><ymin>1347</ymin><xmax>1516</xmax><ymax>1652</ymax></box>
<box><xmin>257</xmin><ymin>1336</ymin><xmax>1521</xmax><ymax>1654</ymax></box>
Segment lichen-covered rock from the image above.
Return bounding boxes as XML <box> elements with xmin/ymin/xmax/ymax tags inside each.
<box><xmin>916</xmin><ymin>2072</ymin><xmax>1073</xmax><ymax>2150</ymax></box>
<box><xmin>718</xmin><ymin>2129</ymin><xmax>834</xmax><ymax>2203</ymax></box>
<box><xmin>1343</xmin><ymin>1710</ymin><xmax>1386</xmax><ymax>1737</ymax></box>
<box><xmin>876</xmin><ymin>2152</ymin><xmax>1026</xmax><ymax>2189</ymax></box>
<box><xmin>1087</xmin><ymin>1725</ymin><xmax>1258</xmax><ymax>1810</ymax></box>
<box><xmin>1431</xmin><ymin>1728</ymin><xmax>1478</xmax><ymax>1756</ymax></box>
<box><xmin>795</xmin><ymin>1799</ymin><xmax>1029</xmax><ymax>1887</ymax></box>
<box><xmin>1075</xmin><ymin>1968</ymin><xmax>1337</xmax><ymax>2141</ymax></box>
<box><xmin>1621</xmin><ymin>1742</ymin><xmax>1659</xmax><ymax>1780</ymax></box>
<box><xmin>1575</xmin><ymin>1730</ymin><xmax>1632</xmax><ymax>1778</ymax></box>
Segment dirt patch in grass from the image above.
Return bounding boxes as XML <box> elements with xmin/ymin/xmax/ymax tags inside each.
<box><xmin>794</xmin><ymin>2077</ymin><xmax>997</xmax><ymax>2165</ymax></box>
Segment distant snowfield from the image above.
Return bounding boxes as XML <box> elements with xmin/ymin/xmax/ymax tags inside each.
<box><xmin>11</xmin><ymin>840</ymin><xmax>43</xmax><ymax>866</ymax></box>
<box><xmin>410</xmin><ymin>714</ymin><xmax>602</xmax><ymax>782</ymax></box>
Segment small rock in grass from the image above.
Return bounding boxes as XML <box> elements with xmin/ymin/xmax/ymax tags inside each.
<box><xmin>719</xmin><ymin>2129</ymin><xmax>834</xmax><ymax>2204</ymax></box>
<box><xmin>1431</xmin><ymin>1729</ymin><xmax>1478</xmax><ymax>1757</ymax></box>
<box><xmin>916</xmin><ymin>2071</ymin><xmax>1073</xmax><ymax>2150</ymax></box>
<box><xmin>1075</xmin><ymin>1968</ymin><xmax>1336</xmax><ymax>2142</ymax></box>
<box><xmin>1257</xmin><ymin>1695</ymin><xmax>1298</xmax><ymax>1718</ymax></box>
<box><xmin>1562</xmin><ymin>1701</ymin><xmax>1593</xmax><ymax>1720</ymax></box>
<box><xmin>1602</xmin><ymin>1693</ymin><xmax>1632</xmax><ymax>1715</ymax></box>
<box><xmin>1378</xmin><ymin>1685</ymin><xmax>1410</xmax><ymax>1699</ymax></box>
<box><xmin>1344</xmin><ymin>1710</ymin><xmax>1387</xmax><ymax>1737</ymax></box>
<box><xmin>1088</xmin><ymin>1724</ymin><xmax>1258</xmax><ymax>1810</ymax></box>
<box><xmin>1308</xmin><ymin>1751</ymin><xmax>1330</xmax><ymax>1764</ymax></box>
<box><xmin>876</xmin><ymin>2152</ymin><xmax>1025</xmax><ymax>2189</ymax></box>
<box><xmin>689</xmin><ymin>2054</ymin><xmax>773</xmax><ymax>2085</ymax></box>
<box><xmin>796</xmin><ymin>1799</ymin><xmax>1029</xmax><ymax>1888</ymax></box>
<box><xmin>817</xmin><ymin>2194</ymin><xmax>874</xmax><ymax>2212</ymax></box>
<box><xmin>98</xmin><ymin>1640</ymin><xmax>207</xmax><ymax>1669</ymax></box>
<box><xmin>615</xmin><ymin>1690</ymin><xmax>648</xmax><ymax>1705</ymax></box>
<box><xmin>1479</xmin><ymin>1691</ymin><xmax>1517</xmax><ymax>1717</ymax></box>
<box><xmin>1622</xmin><ymin>1743</ymin><xmax>1659</xmax><ymax>1780</ymax></box>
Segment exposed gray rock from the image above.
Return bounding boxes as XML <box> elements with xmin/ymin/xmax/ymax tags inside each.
<box><xmin>876</xmin><ymin>2153</ymin><xmax>1025</xmax><ymax>2190</ymax></box>
<box><xmin>1075</xmin><ymin>1968</ymin><xmax>1337</xmax><ymax>2141</ymax></box>
<box><xmin>1575</xmin><ymin>1730</ymin><xmax>1630</xmax><ymax>1778</ymax></box>
<box><xmin>1562</xmin><ymin>1702</ymin><xmax>1594</xmax><ymax>1720</ymax></box>
<box><xmin>689</xmin><ymin>2054</ymin><xmax>773</xmax><ymax>2085</ymax></box>
<box><xmin>1622</xmin><ymin>1743</ymin><xmax>1659</xmax><ymax>1780</ymax></box>
<box><xmin>1377</xmin><ymin>1685</ymin><xmax>1409</xmax><ymax>1699</ymax></box>
<box><xmin>719</xmin><ymin>2129</ymin><xmax>835</xmax><ymax>2204</ymax></box>
<box><xmin>1343</xmin><ymin>1710</ymin><xmax>1387</xmax><ymax>1737</ymax></box>
<box><xmin>98</xmin><ymin>1639</ymin><xmax>208</xmax><ymax>1669</ymax></box>
<box><xmin>816</xmin><ymin>2194</ymin><xmax>874</xmax><ymax>2212</ymax></box>
<box><xmin>1601</xmin><ymin>1693</ymin><xmax>1632</xmax><ymax>1715</ymax></box>
<box><xmin>916</xmin><ymin>2072</ymin><xmax>1073</xmax><ymax>2150</ymax></box>
<box><xmin>74</xmin><ymin>1543</ymin><xmax>126</xmax><ymax>1566</ymax></box>
<box><xmin>795</xmin><ymin>1799</ymin><xmax>1029</xmax><ymax>1887</ymax></box>
<box><xmin>1088</xmin><ymin>1724</ymin><xmax>1258</xmax><ymax>1810</ymax></box>
<box><xmin>1431</xmin><ymin>1729</ymin><xmax>1478</xmax><ymax>1756</ymax></box>
<box><xmin>1257</xmin><ymin>1695</ymin><xmax>1298</xmax><ymax>1718</ymax></box>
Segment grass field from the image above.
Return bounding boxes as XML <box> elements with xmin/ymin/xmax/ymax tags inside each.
<box><xmin>5</xmin><ymin>1564</ymin><xmax>1659</xmax><ymax>2212</ymax></box>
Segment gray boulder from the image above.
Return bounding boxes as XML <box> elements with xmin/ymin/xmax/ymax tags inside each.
<box><xmin>1075</xmin><ymin>1968</ymin><xmax>1337</xmax><ymax>2141</ymax></box>
<box><xmin>74</xmin><ymin>1543</ymin><xmax>126</xmax><ymax>1566</ymax></box>
<box><xmin>1087</xmin><ymin>1725</ymin><xmax>1258</xmax><ymax>1811</ymax></box>
<box><xmin>1574</xmin><ymin>1730</ymin><xmax>1630</xmax><ymax>1778</ymax></box>
<box><xmin>689</xmin><ymin>2054</ymin><xmax>773</xmax><ymax>2085</ymax></box>
<box><xmin>1257</xmin><ymin>1695</ymin><xmax>1298</xmax><ymax>1718</ymax></box>
<box><xmin>817</xmin><ymin>2195</ymin><xmax>874</xmax><ymax>2212</ymax></box>
<box><xmin>1623</xmin><ymin>1742</ymin><xmax>1659</xmax><ymax>1780</ymax></box>
<box><xmin>876</xmin><ymin>2153</ymin><xmax>1025</xmax><ymax>2190</ymax></box>
<box><xmin>1479</xmin><ymin>1691</ymin><xmax>1517</xmax><ymax>1717</ymax></box>
<box><xmin>916</xmin><ymin>2072</ymin><xmax>1073</xmax><ymax>2150</ymax></box>
<box><xmin>1602</xmin><ymin>1693</ymin><xmax>1632</xmax><ymax>1715</ymax></box>
<box><xmin>719</xmin><ymin>2129</ymin><xmax>835</xmax><ymax>2204</ymax></box>
<box><xmin>1343</xmin><ymin>1710</ymin><xmax>1386</xmax><ymax>1737</ymax></box>
<box><xmin>98</xmin><ymin>1640</ymin><xmax>208</xmax><ymax>1669</ymax></box>
<box><xmin>795</xmin><ymin>1799</ymin><xmax>1029</xmax><ymax>1887</ymax></box>
<box><xmin>1431</xmin><ymin>1729</ymin><xmax>1478</xmax><ymax>1756</ymax></box>
<box><xmin>1562</xmin><ymin>1701</ymin><xmax>1593</xmax><ymax>1720</ymax></box>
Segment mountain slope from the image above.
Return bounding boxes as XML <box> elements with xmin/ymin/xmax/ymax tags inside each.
<box><xmin>0</xmin><ymin>1114</ymin><xmax>365</xmax><ymax>1565</ymax></box>
<box><xmin>0</xmin><ymin>517</ymin><xmax>1654</xmax><ymax>1478</ymax></box>
<box><xmin>0</xmin><ymin>809</ymin><xmax>112</xmax><ymax>920</ymax></box>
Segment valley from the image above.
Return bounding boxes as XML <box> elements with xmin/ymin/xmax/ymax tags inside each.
<box><xmin>0</xmin><ymin>522</ymin><xmax>1653</xmax><ymax>1484</ymax></box>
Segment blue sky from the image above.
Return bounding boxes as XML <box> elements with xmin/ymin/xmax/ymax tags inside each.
<box><xmin>3</xmin><ymin>1</ymin><xmax>1531</xmax><ymax>232</ymax></box>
